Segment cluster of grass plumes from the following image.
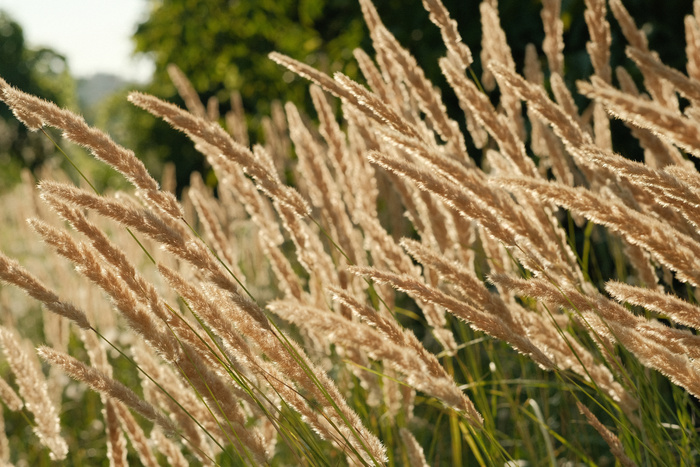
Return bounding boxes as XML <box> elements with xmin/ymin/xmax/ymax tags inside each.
<box><xmin>2</xmin><ymin>0</ymin><xmax>700</xmax><ymax>464</ymax></box>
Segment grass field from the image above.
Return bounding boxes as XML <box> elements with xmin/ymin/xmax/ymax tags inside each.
<box><xmin>1</xmin><ymin>0</ymin><xmax>700</xmax><ymax>465</ymax></box>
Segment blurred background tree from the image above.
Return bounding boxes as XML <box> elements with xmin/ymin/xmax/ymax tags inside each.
<box><xmin>0</xmin><ymin>11</ymin><xmax>76</xmax><ymax>189</ymax></box>
<box><xmin>102</xmin><ymin>0</ymin><xmax>370</xmax><ymax>192</ymax></box>
<box><xmin>104</xmin><ymin>0</ymin><xmax>693</xmax><ymax>192</ymax></box>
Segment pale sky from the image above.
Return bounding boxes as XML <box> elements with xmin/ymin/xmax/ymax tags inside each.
<box><xmin>0</xmin><ymin>0</ymin><xmax>154</xmax><ymax>82</ymax></box>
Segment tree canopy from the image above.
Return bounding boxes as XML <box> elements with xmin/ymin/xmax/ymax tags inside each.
<box><xmin>0</xmin><ymin>11</ymin><xmax>75</xmax><ymax>187</ymax></box>
<box><xmin>133</xmin><ymin>0</ymin><xmax>366</xmax><ymax>112</ymax></box>
<box><xmin>116</xmin><ymin>0</ymin><xmax>694</xmax><ymax>190</ymax></box>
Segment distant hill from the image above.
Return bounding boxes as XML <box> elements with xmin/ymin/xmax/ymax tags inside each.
<box><xmin>76</xmin><ymin>73</ymin><xmax>129</xmax><ymax>121</ymax></box>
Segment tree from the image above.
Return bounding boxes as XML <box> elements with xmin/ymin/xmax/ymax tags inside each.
<box><xmin>0</xmin><ymin>11</ymin><xmax>76</xmax><ymax>187</ymax></box>
<box><xmin>134</xmin><ymin>0</ymin><xmax>366</xmax><ymax>111</ymax></box>
<box><xmin>119</xmin><ymin>0</ymin><xmax>693</xmax><ymax>190</ymax></box>
<box><xmin>104</xmin><ymin>0</ymin><xmax>369</xmax><ymax>191</ymax></box>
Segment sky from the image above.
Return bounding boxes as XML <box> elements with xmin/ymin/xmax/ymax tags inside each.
<box><xmin>0</xmin><ymin>0</ymin><xmax>154</xmax><ymax>82</ymax></box>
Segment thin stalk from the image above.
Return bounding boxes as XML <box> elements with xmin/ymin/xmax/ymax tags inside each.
<box><xmin>89</xmin><ymin>327</ymin><xmax>223</xmax><ymax>465</ymax></box>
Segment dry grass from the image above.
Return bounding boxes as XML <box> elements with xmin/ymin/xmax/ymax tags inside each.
<box><xmin>0</xmin><ymin>0</ymin><xmax>699</xmax><ymax>465</ymax></box>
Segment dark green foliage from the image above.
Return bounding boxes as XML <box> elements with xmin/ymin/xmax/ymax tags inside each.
<box><xmin>0</xmin><ymin>11</ymin><xmax>76</xmax><ymax>188</ymax></box>
<box><xmin>116</xmin><ymin>0</ymin><xmax>694</xmax><ymax>192</ymax></box>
